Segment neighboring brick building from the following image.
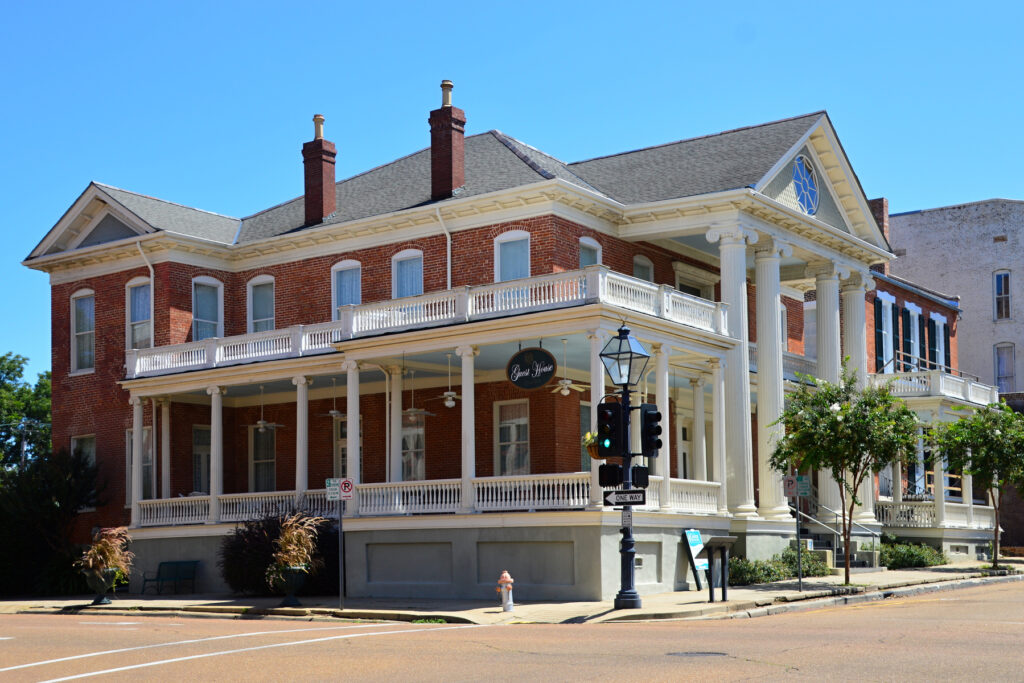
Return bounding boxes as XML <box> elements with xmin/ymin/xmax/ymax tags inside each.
<box><xmin>23</xmin><ymin>82</ymin><xmax>998</xmax><ymax>600</ymax></box>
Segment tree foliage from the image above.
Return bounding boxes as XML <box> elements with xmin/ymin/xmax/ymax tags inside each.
<box><xmin>0</xmin><ymin>352</ymin><xmax>51</xmax><ymax>465</ymax></box>
<box><xmin>770</xmin><ymin>365</ymin><xmax>919</xmax><ymax>584</ymax></box>
<box><xmin>930</xmin><ymin>402</ymin><xmax>1024</xmax><ymax>568</ymax></box>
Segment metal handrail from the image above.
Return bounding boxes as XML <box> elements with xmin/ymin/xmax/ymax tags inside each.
<box><xmin>789</xmin><ymin>504</ymin><xmax>840</xmax><ymax>552</ymax></box>
<box><xmin>816</xmin><ymin>503</ymin><xmax>881</xmax><ymax>541</ymax></box>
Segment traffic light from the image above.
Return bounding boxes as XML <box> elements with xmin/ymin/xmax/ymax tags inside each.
<box><xmin>640</xmin><ymin>403</ymin><xmax>662</xmax><ymax>458</ymax></box>
<box><xmin>597</xmin><ymin>402</ymin><xmax>624</xmax><ymax>459</ymax></box>
<box><xmin>599</xmin><ymin>463</ymin><xmax>623</xmax><ymax>487</ymax></box>
<box><xmin>632</xmin><ymin>465</ymin><xmax>649</xmax><ymax>488</ymax></box>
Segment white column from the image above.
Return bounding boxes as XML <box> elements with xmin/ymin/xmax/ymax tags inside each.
<box><xmin>710</xmin><ymin>358</ymin><xmax>729</xmax><ymax>514</ymax></box>
<box><xmin>755</xmin><ymin>240</ymin><xmax>791</xmax><ymax>520</ymax></box>
<box><xmin>690</xmin><ymin>377</ymin><xmax>707</xmax><ymax>481</ymax></box>
<box><xmin>456</xmin><ymin>345</ymin><xmax>478</xmax><ymax>513</ymax></box>
<box><xmin>130</xmin><ymin>396</ymin><xmax>144</xmax><ymax>527</ymax></box>
<box><xmin>934</xmin><ymin>446</ymin><xmax>947</xmax><ymax>527</ymax></box>
<box><xmin>588</xmin><ymin>330</ymin><xmax>607</xmax><ymax>507</ymax></box>
<box><xmin>207</xmin><ymin>386</ymin><xmax>223</xmax><ymax>524</ymax></box>
<box><xmin>342</xmin><ymin>360</ymin><xmax>361</xmax><ymax>517</ymax></box>
<box><xmin>655</xmin><ymin>344</ymin><xmax>671</xmax><ymax>508</ymax></box>
<box><xmin>149</xmin><ymin>398</ymin><xmax>159</xmax><ymax>502</ymax></box>
<box><xmin>388</xmin><ymin>366</ymin><xmax>403</xmax><ymax>482</ymax></box>
<box><xmin>293</xmin><ymin>376</ymin><xmax>310</xmax><ymax>503</ymax></box>
<box><xmin>914</xmin><ymin>426</ymin><xmax>926</xmax><ymax>493</ymax></box>
<box><xmin>963</xmin><ymin>470</ymin><xmax>974</xmax><ymax>526</ymax></box>
<box><xmin>707</xmin><ymin>226</ymin><xmax>758</xmax><ymax>518</ymax></box>
<box><xmin>160</xmin><ymin>399</ymin><xmax>171</xmax><ymax>499</ymax></box>
<box><xmin>809</xmin><ymin>262</ymin><xmax>844</xmax><ymax>518</ymax></box>
<box><xmin>842</xmin><ymin>272</ymin><xmax>871</xmax><ymax>387</ymax></box>
<box><xmin>893</xmin><ymin>459</ymin><xmax>903</xmax><ymax>503</ymax></box>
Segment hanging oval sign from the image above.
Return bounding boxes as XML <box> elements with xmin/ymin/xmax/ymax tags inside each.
<box><xmin>506</xmin><ymin>347</ymin><xmax>557</xmax><ymax>391</ymax></box>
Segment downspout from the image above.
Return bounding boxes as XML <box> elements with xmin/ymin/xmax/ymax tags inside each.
<box><xmin>136</xmin><ymin>240</ymin><xmax>155</xmax><ymax>348</ymax></box>
<box><xmin>436</xmin><ymin>207</ymin><xmax>451</xmax><ymax>290</ymax></box>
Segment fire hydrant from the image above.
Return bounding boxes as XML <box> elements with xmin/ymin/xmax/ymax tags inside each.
<box><xmin>496</xmin><ymin>570</ymin><xmax>514</xmax><ymax>612</ymax></box>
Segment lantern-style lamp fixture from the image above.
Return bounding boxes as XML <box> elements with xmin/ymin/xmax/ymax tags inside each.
<box><xmin>599</xmin><ymin>325</ymin><xmax>651</xmax><ymax>386</ymax></box>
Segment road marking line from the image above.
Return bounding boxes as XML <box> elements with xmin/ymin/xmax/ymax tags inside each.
<box><xmin>78</xmin><ymin>622</ymin><xmax>142</xmax><ymax>626</ymax></box>
<box><xmin>0</xmin><ymin>623</ymin><xmax>404</xmax><ymax>673</ymax></box>
<box><xmin>40</xmin><ymin>624</ymin><xmax>486</xmax><ymax>682</ymax></box>
<box><xmin>0</xmin><ymin>637</ymin><xmax>12</xmax><ymax>640</ymax></box>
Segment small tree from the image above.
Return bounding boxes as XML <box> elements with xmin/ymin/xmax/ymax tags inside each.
<box><xmin>929</xmin><ymin>402</ymin><xmax>1024</xmax><ymax>569</ymax></box>
<box><xmin>771</xmin><ymin>366</ymin><xmax>919</xmax><ymax>584</ymax></box>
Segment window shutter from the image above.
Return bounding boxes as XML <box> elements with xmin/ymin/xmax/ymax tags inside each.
<box><xmin>927</xmin><ymin>318</ymin><xmax>937</xmax><ymax>369</ymax></box>
<box><xmin>918</xmin><ymin>315</ymin><xmax>927</xmax><ymax>367</ymax></box>
<box><xmin>873</xmin><ymin>297</ymin><xmax>884</xmax><ymax>372</ymax></box>
<box><xmin>901</xmin><ymin>308</ymin><xmax>912</xmax><ymax>371</ymax></box>
<box><xmin>891</xmin><ymin>302</ymin><xmax>901</xmax><ymax>371</ymax></box>
<box><xmin>944</xmin><ymin>325</ymin><xmax>951</xmax><ymax>371</ymax></box>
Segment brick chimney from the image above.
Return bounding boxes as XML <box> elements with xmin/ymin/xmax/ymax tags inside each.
<box><xmin>868</xmin><ymin>197</ymin><xmax>890</xmax><ymax>274</ymax></box>
<box><xmin>302</xmin><ymin>114</ymin><xmax>337</xmax><ymax>226</ymax></box>
<box><xmin>429</xmin><ymin>80</ymin><xmax>466</xmax><ymax>200</ymax></box>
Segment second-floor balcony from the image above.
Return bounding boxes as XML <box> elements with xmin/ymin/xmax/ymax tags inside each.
<box><xmin>125</xmin><ymin>266</ymin><xmax>730</xmax><ymax>379</ymax></box>
<box><xmin>868</xmin><ymin>369</ymin><xmax>998</xmax><ymax>406</ymax></box>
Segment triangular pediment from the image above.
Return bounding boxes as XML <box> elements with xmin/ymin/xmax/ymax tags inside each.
<box><xmin>754</xmin><ymin>115</ymin><xmax>888</xmax><ymax>250</ymax></box>
<box><xmin>28</xmin><ymin>183</ymin><xmax>155</xmax><ymax>259</ymax></box>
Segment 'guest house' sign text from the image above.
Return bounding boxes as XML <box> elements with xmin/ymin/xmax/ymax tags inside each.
<box><xmin>506</xmin><ymin>347</ymin><xmax>557</xmax><ymax>391</ymax></box>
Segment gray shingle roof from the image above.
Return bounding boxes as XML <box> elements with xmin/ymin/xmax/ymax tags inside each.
<box><xmin>568</xmin><ymin>113</ymin><xmax>824</xmax><ymax>204</ymax></box>
<box><xmin>98</xmin><ymin>183</ymin><xmax>240</xmax><ymax>245</ymax></box>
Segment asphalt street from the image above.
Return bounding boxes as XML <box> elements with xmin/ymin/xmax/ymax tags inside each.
<box><xmin>1</xmin><ymin>581</ymin><xmax>1022</xmax><ymax>681</ymax></box>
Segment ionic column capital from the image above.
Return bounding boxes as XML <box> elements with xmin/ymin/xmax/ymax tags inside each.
<box><xmin>586</xmin><ymin>328</ymin><xmax>608</xmax><ymax>342</ymax></box>
<box><xmin>385</xmin><ymin>365</ymin><xmax>404</xmax><ymax>375</ymax></box>
<box><xmin>841</xmin><ymin>269</ymin><xmax>876</xmax><ymax>293</ymax></box>
<box><xmin>129</xmin><ymin>395</ymin><xmax>143</xmax><ymax>407</ymax></box>
<box><xmin>455</xmin><ymin>345</ymin><xmax>479</xmax><ymax>358</ymax></box>
<box><xmin>689</xmin><ymin>375</ymin><xmax>706</xmax><ymax>388</ymax></box>
<box><xmin>706</xmin><ymin>225</ymin><xmax>758</xmax><ymax>247</ymax></box>
<box><xmin>754</xmin><ymin>238</ymin><xmax>793</xmax><ymax>260</ymax></box>
<box><xmin>340</xmin><ymin>359</ymin><xmax>359</xmax><ymax>372</ymax></box>
<box><xmin>291</xmin><ymin>375</ymin><xmax>310</xmax><ymax>387</ymax></box>
<box><xmin>205</xmin><ymin>386</ymin><xmax>223</xmax><ymax>397</ymax></box>
<box><xmin>805</xmin><ymin>261</ymin><xmax>850</xmax><ymax>281</ymax></box>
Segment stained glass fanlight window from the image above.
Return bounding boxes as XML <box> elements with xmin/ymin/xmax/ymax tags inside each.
<box><xmin>793</xmin><ymin>156</ymin><xmax>819</xmax><ymax>215</ymax></box>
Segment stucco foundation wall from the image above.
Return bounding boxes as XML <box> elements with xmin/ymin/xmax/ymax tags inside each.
<box><xmin>128</xmin><ymin>533</ymin><xmax>231</xmax><ymax>594</ymax></box>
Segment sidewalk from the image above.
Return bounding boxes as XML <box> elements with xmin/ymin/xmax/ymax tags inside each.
<box><xmin>2</xmin><ymin>559</ymin><xmax>1020</xmax><ymax>625</ymax></box>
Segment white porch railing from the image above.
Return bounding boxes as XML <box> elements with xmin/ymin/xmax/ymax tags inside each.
<box><xmin>358</xmin><ymin>479</ymin><xmax>462</xmax><ymax>516</ymax></box>
<box><xmin>125</xmin><ymin>266</ymin><xmax>730</xmax><ymax>379</ymax></box>
<box><xmin>138</xmin><ymin>495</ymin><xmax>210</xmax><ymax>527</ymax></box>
<box><xmin>875</xmin><ymin>501</ymin><xmax>937</xmax><ymax>528</ymax></box>
<box><xmin>220</xmin><ymin>491</ymin><xmax>297</xmax><ymax>522</ymax></box>
<box><xmin>474</xmin><ymin>472</ymin><xmax>590</xmax><ymax>511</ymax></box>
<box><xmin>868</xmin><ymin>371</ymin><xmax>998</xmax><ymax>406</ymax></box>
<box><xmin>667</xmin><ymin>479</ymin><xmax>721</xmax><ymax>514</ymax></box>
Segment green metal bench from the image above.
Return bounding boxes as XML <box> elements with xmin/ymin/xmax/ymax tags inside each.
<box><xmin>141</xmin><ymin>560</ymin><xmax>199</xmax><ymax>595</ymax></box>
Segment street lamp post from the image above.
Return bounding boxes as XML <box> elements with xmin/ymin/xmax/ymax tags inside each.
<box><xmin>599</xmin><ymin>325</ymin><xmax>651</xmax><ymax>610</ymax></box>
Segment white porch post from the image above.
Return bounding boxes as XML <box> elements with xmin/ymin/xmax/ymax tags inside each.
<box><xmin>389</xmin><ymin>366</ymin><xmax>403</xmax><ymax>482</ymax></box>
<box><xmin>160</xmin><ymin>399</ymin><xmax>171</xmax><ymax>499</ymax></box>
<box><xmin>934</xmin><ymin>448</ymin><xmax>947</xmax><ymax>527</ymax></box>
<box><xmin>710</xmin><ymin>358</ymin><xmax>729</xmax><ymax>514</ymax></box>
<box><xmin>843</xmin><ymin>272</ymin><xmax>877</xmax><ymax>523</ymax></box>
<box><xmin>690</xmin><ymin>376</ymin><xmax>707</xmax><ymax>481</ymax></box>
<box><xmin>755</xmin><ymin>239</ymin><xmax>791</xmax><ymax>520</ymax></box>
<box><xmin>588</xmin><ymin>330</ymin><xmax>607</xmax><ymax>508</ymax></box>
<box><xmin>149</xmin><ymin>398</ymin><xmax>159</xmax><ymax>502</ymax></box>
<box><xmin>963</xmin><ymin>470</ymin><xmax>974</xmax><ymax>526</ymax></box>
<box><xmin>293</xmin><ymin>375</ymin><xmax>309</xmax><ymax>504</ymax></box>
<box><xmin>810</xmin><ymin>262</ymin><xmax>844</xmax><ymax>518</ymax></box>
<box><xmin>342</xmin><ymin>360</ymin><xmax>361</xmax><ymax>517</ymax></box>
<box><xmin>655</xmin><ymin>344</ymin><xmax>671</xmax><ymax>508</ymax></box>
<box><xmin>130</xmin><ymin>396</ymin><xmax>144</xmax><ymax>527</ymax></box>
<box><xmin>914</xmin><ymin>426</ymin><xmax>927</xmax><ymax>493</ymax></box>
<box><xmin>456</xmin><ymin>345</ymin><xmax>478</xmax><ymax>513</ymax></box>
<box><xmin>707</xmin><ymin>226</ymin><xmax>757</xmax><ymax>518</ymax></box>
<box><xmin>207</xmin><ymin>386</ymin><xmax>223</xmax><ymax>524</ymax></box>
<box><xmin>893</xmin><ymin>459</ymin><xmax>903</xmax><ymax>503</ymax></box>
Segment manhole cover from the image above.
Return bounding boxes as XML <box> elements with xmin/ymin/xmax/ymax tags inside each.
<box><xmin>667</xmin><ymin>652</ymin><xmax>727</xmax><ymax>658</ymax></box>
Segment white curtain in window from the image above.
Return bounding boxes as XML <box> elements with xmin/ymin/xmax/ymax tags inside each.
<box><xmin>401</xmin><ymin>415</ymin><xmax>426</xmax><ymax>481</ymax></box>
<box><xmin>74</xmin><ymin>296</ymin><xmax>95</xmax><ymax>369</ymax></box>
<box><xmin>580</xmin><ymin>245</ymin><xmax>598</xmax><ymax>268</ymax></box>
<box><xmin>192</xmin><ymin>426</ymin><xmax>211</xmax><ymax>493</ymax></box>
<box><xmin>498</xmin><ymin>402</ymin><xmax>530</xmax><ymax>475</ymax></box>
<box><xmin>996</xmin><ymin>345</ymin><xmax>1015</xmax><ymax>392</ymax></box>
<box><xmin>396</xmin><ymin>257</ymin><xmax>423</xmax><ymax>298</ymax></box>
<box><xmin>251</xmin><ymin>282</ymin><xmax>274</xmax><ymax>331</ymax></box>
<box><xmin>129</xmin><ymin>284</ymin><xmax>151</xmax><ymax>348</ymax></box>
<box><xmin>126</xmin><ymin>428</ymin><xmax>153</xmax><ymax>503</ymax></box>
<box><xmin>499</xmin><ymin>239</ymin><xmax>529</xmax><ymax>282</ymax></box>
<box><xmin>335</xmin><ymin>267</ymin><xmax>361</xmax><ymax>307</ymax></box>
<box><xmin>194</xmin><ymin>284</ymin><xmax>219</xmax><ymax>340</ymax></box>
<box><xmin>252</xmin><ymin>429</ymin><xmax>276</xmax><ymax>492</ymax></box>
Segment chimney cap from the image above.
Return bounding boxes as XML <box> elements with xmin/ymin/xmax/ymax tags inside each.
<box><xmin>440</xmin><ymin>80</ymin><xmax>453</xmax><ymax>107</ymax></box>
<box><xmin>313</xmin><ymin>114</ymin><xmax>325</xmax><ymax>140</ymax></box>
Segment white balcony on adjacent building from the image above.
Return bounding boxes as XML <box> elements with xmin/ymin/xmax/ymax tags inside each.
<box><xmin>868</xmin><ymin>370</ymin><xmax>999</xmax><ymax>406</ymax></box>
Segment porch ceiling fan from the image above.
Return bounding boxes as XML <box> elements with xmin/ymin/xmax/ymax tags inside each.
<box><xmin>250</xmin><ymin>385</ymin><xmax>286</xmax><ymax>433</ymax></box>
<box><xmin>551</xmin><ymin>338</ymin><xmax>589</xmax><ymax>396</ymax></box>
<box><xmin>402</xmin><ymin>369</ymin><xmax>436</xmax><ymax>420</ymax></box>
<box><xmin>318</xmin><ymin>377</ymin><xmax>343</xmax><ymax>419</ymax></box>
<box><xmin>428</xmin><ymin>353</ymin><xmax>461</xmax><ymax>408</ymax></box>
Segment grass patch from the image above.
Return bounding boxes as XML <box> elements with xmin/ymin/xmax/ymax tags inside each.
<box><xmin>411</xmin><ymin>618</ymin><xmax>446</xmax><ymax>624</ymax></box>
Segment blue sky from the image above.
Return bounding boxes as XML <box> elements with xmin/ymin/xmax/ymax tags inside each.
<box><xmin>2</xmin><ymin>1</ymin><xmax>1022</xmax><ymax>382</ymax></box>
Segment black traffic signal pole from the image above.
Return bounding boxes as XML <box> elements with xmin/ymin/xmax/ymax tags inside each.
<box><xmin>614</xmin><ymin>384</ymin><xmax>641</xmax><ymax>610</ymax></box>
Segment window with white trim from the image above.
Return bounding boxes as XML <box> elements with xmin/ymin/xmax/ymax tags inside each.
<box><xmin>633</xmin><ymin>255</ymin><xmax>654</xmax><ymax>283</ymax></box>
<box><xmin>192</xmin><ymin>277</ymin><xmax>223</xmax><ymax>340</ymax></box>
<box><xmin>931</xmin><ymin>312</ymin><xmax>947</xmax><ymax>371</ymax></box>
<box><xmin>780</xmin><ymin>302</ymin><xmax>789</xmax><ymax>349</ymax></box>
<box><xmin>495</xmin><ymin>230</ymin><xmax>530</xmax><ymax>282</ymax></box>
<box><xmin>333</xmin><ymin>416</ymin><xmax>363</xmax><ymax>479</ymax></box>
<box><xmin>579</xmin><ymin>237</ymin><xmax>601</xmax><ymax>268</ymax></box>
<box><xmin>125</xmin><ymin>278</ymin><xmax>152</xmax><ymax>350</ymax></box>
<box><xmin>249</xmin><ymin>427</ymin><xmax>276</xmax><ymax>492</ymax></box>
<box><xmin>401</xmin><ymin>413</ymin><xmax>426</xmax><ymax>481</ymax></box>
<box><xmin>392</xmin><ymin>249</ymin><xmax>423</xmax><ymax>298</ymax></box>
<box><xmin>332</xmin><ymin>260</ymin><xmax>361</xmax><ymax>317</ymax></box>
<box><xmin>247</xmin><ymin>275</ymin><xmax>275</xmax><ymax>333</ymax></box>
<box><xmin>906</xmin><ymin>302</ymin><xmax>922</xmax><ymax>370</ymax></box>
<box><xmin>878</xmin><ymin>291</ymin><xmax>896</xmax><ymax>373</ymax></box>
<box><xmin>71</xmin><ymin>289</ymin><xmax>95</xmax><ymax>372</ymax></box>
<box><xmin>192</xmin><ymin>426</ymin><xmax>210</xmax><ymax>494</ymax></box>
<box><xmin>995</xmin><ymin>343</ymin><xmax>1015</xmax><ymax>393</ymax></box>
<box><xmin>125</xmin><ymin>427</ymin><xmax>154</xmax><ymax>504</ymax></box>
<box><xmin>994</xmin><ymin>270</ymin><xmax>1011</xmax><ymax>320</ymax></box>
<box><xmin>495</xmin><ymin>400</ymin><xmax>529</xmax><ymax>475</ymax></box>
<box><xmin>72</xmin><ymin>434</ymin><xmax>97</xmax><ymax>510</ymax></box>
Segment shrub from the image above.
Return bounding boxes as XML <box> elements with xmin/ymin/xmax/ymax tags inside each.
<box><xmin>219</xmin><ymin>512</ymin><xmax>338</xmax><ymax>596</ymax></box>
<box><xmin>265</xmin><ymin>514</ymin><xmax>327</xmax><ymax>589</ymax></box>
<box><xmin>728</xmin><ymin>547</ymin><xmax>831</xmax><ymax>586</ymax></box>
<box><xmin>779</xmin><ymin>547</ymin><xmax>831</xmax><ymax>578</ymax></box>
<box><xmin>880</xmin><ymin>541</ymin><xmax>946</xmax><ymax>569</ymax></box>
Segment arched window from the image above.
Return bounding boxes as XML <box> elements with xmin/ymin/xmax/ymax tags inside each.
<box><xmin>494</xmin><ymin>230</ymin><xmax>530</xmax><ymax>282</ymax></box>
<box><xmin>332</xmin><ymin>260</ymin><xmax>361</xmax><ymax>317</ymax></box>
<box><xmin>247</xmin><ymin>275</ymin><xmax>275</xmax><ymax>333</ymax></box>
<box><xmin>633</xmin><ymin>255</ymin><xmax>654</xmax><ymax>283</ymax></box>
<box><xmin>125</xmin><ymin>277</ymin><xmax>152</xmax><ymax>350</ymax></box>
<box><xmin>579</xmin><ymin>236</ymin><xmax>601</xmax><ymax>268</ymax></box>
<box><xmin>192</xmin><ymin>276</ymin><xmax>224</xmax><ymax>340</ymax></box>
<box><xmin>70</xmin><ymin>288</ymin><xmax>95</xmax><ymax>373</ymax></box>
<box><xmin>392</xmin><ymin>249</ymin><xmax>423</xmax><ymax>298</ymax></box>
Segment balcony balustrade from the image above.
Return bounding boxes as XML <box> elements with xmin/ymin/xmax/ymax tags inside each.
<box><xmin>126</xmin><ymin>266</ymin><xmax>729</xmax><ymax>379</ymax></box>
<box><xmin>867</xmin><ymin>370</ymin><xmax>999</xmax><ymax>405</ymax></box>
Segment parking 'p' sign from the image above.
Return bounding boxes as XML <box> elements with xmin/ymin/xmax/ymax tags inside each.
<box><xmin>339</xmin><ymin>478</ymin><xmax>354</xmax><ymax>500</ymax></box>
